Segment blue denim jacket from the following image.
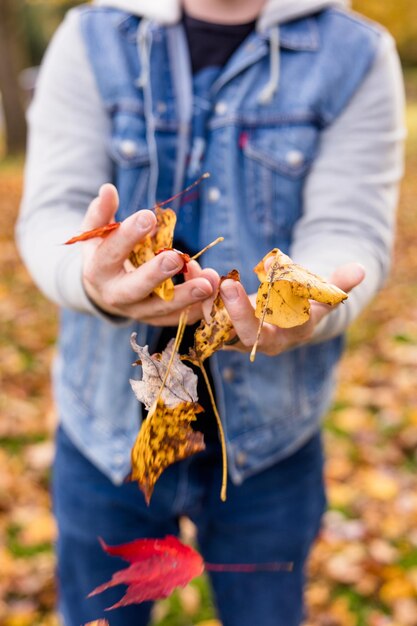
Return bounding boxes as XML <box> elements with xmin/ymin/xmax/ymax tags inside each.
<box><xmin>54</xmin><ymin>6</ymin><xmax>380</xmax><ymax>484</ymax></box>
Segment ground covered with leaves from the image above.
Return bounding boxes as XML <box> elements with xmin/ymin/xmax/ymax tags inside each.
<box><xmin>1</xmin><ymin>90</ymin><xmax>417</xmax><ymax>625</ymax></box>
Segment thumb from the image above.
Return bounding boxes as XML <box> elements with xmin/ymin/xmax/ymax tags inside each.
<box><xmin>329</xmin><ymin>262</ymin><xmax>366</xmax><ymax>294</ymax></box>
<box><xmin>82</xmin><ymin>183</ymin><xmax>119</xmax><ymax>230</ymax></box>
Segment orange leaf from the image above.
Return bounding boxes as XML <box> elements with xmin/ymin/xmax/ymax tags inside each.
<box><xmin>64</xmin><ymin>222</ymin><xmax>121</xmax><ymax>244</ymax></box>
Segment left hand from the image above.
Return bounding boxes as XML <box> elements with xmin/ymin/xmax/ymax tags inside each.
<box><xmin>220</xmin><ymin>262</ymin><xmax>365</xmax><ymax>356</ymax></box>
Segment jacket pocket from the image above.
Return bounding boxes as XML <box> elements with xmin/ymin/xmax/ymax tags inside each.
<box><xmin>110</xmin><ymin>107</ymin><xmax>151</xmax><ymax>219</ymax></box>
<box><xmin>241</xmin><ymin>125</ymin><xmax>318</xmax><ymax>242</ymax></box>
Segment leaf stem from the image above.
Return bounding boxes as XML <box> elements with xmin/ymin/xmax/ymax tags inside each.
<box><xmin>155</xmin><ymin>173</ymin><xmax>210</xmax><ymax>209</ymax></box>
<box><xmin>154</xmin><ymin>309</ymin><xmax>189</xmax><ymax>408</ymax></box>
<box><xmin>190</xmin><ymin>237</ymin><xmax>224</xmax><ymax>262</ymax></box>
<box><xmin>250</xmin><ymin>249</ymin><xmax>280</xmax><ymax>362</ymax></box>
<box><xmin>198</xmin><ymin>358</ymin><xmax>228</xmax><ymax>502</ymax></box>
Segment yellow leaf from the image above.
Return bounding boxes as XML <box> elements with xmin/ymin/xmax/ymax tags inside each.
<box><xmin>131</xmin><ymin>399</ymin><xmax>205</xmax><ymax>504</ymax></box>
<box><xmin>254</xmin><ymin>248</ymin><xmax>348</xmax><ymax>329</ymax></box>
<box><xmin>380</xmin><ymin>577</ymin><xmax>415</xmax><ymax>605</ymax></box>
<box><xmin>129</xmin><ymin>207</ymin><xmax>177</xmax><ymax>301</ymax></box>
<box><xmin>251</xmin><ymin>248</ymin><xmax>348</xmax><ymax>361</ymax></box>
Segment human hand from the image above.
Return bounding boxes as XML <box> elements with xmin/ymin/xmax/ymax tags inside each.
<box><xmin>220</xmin><ymin>259</ymin><xmax>365</xmax><ymax>356</ymax></box>
<box><xmin>81</xmin><ymin>184</ymin><xmax>219</xmax><ymax>325</ymax></box>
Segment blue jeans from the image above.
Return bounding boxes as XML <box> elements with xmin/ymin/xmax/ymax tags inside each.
<box><xmin>52</xmin><ymin>425</ymin><xmax>326</xmax><ymax>626</ymax></box>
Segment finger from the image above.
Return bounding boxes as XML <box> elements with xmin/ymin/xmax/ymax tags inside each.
<box><xmin>122</xmin><ymin>275</ymin><xmax>216</xmax><ymax>318</ymax></box>
<box><xmin>220</xmin><ymin>279</ymin><xmax>260</xmax><ymax>349</ymax></box>
<box><xmin>264</xmin><ymin>251</ymin><xmax>291</xmax><ymax>272</ymax></box>
<box><xmin>82</xmin><ymin>183</ymin><xmax>119</xmax><ymax>231</ymax></box>
<box><xmin>330</xmin><ymin>262</ymin><xmax>365</xmax><ymax>293</ymax></box>
<box><xmin>91</xmin><ymin>209</ymin><xmax>157</xmax><ymax>278</ymax></box>
<box><xmin>311</xmin><ymin>262</ymin><xmax>366</xmax><ymax>326</ymax></box>
<box><xmin>138</xmin><ymin>302</ymin><xmax>204</xmax><ymax>327</ymax></box>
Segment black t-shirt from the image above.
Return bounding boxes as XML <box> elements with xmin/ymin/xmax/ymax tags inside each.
<box><xmin>155</xmin><ymin>14</ymin><xmax>256</xmax><ymax>442</ymax></box>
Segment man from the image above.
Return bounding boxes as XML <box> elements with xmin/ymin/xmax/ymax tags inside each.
<box><xmin>17</xmin><ymin>0</ymin><xmax>405</xmax><ymax>624</ymax></box>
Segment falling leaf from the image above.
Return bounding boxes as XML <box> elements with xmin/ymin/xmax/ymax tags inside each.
<box><xmin>84</xmin><ymin>621</ymin><xmax>109</xmax><ymax>626</ymax></box>
<box><xmin>88</xmin><ymin>536</ymin><xmax>204</xmax><ymax>609</ymax></box>
<box><xmin>130</xmin><ymin>336</ymin><xmax>198</xmax><ymax>409</ymax></box>
<box><xmin>191</xmin><ymin>270</ymin><xmax>240</xmax><ymax>363</ymax></box>
<box><xmin>251</xmin><ymin>248</ymin><xmax>348</xmax><ymax>361</ymax></box>
<box><xmin>130</xmin><ymin>398</ymin><xmax>205</xmax><ymax>504</ymax></box>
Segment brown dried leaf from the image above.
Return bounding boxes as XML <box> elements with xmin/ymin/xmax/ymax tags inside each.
<box><xmin>131</xmin><ymin>399</ymin><xmax>205</xmax><ymax>504</ymax></box>
<box><xmin>130</xmin><ymin>336</ymin><xmax>198</xmax><ymax>409</ymax></box>
<box><xmin>192</xmin><ymin>270</ymin><xmax>240</xmax><ymax>362</ymax></box>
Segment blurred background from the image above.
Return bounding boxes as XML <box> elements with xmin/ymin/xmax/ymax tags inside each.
<box><xmin>1</xmin><ymin>1</ymin><xmax>417</xmax><ymax>625</ymax></box>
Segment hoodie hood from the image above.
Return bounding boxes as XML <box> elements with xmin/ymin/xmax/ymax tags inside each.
<box><xmin>94</xmin><ymin>0</ymin><xmax>350</xmax><ymax>28</ymax></box>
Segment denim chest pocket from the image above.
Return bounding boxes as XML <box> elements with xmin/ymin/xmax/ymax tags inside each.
<box><xmin>110</xmin><ymin>107</ymin><xmax>150</xmax><ymax>220</ymax></box>
<box><xmin>241</xmin><ymin>125</ymin><xmax>318</xmax><ymax>242</ymax></box>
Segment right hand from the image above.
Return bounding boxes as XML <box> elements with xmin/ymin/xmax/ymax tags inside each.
<box><xmin>81</xmin><ymin>184</ymin><xmax>219</xmax><ymax>325</ymax></box>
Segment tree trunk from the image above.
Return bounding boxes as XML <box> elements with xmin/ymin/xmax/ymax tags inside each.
<box><xmin>0</xmin><ymin>0</ymin><xmax>27</xmax><ymax>155</ymax></box>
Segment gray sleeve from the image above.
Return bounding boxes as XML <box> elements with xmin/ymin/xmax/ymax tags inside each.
<box><xmin>290</xmin><ymin>31</ymin><xmax>406</xmax><ymax>342</ymax></box>
<box><xmin>16</xmin><ymin>8</ymin><xmax>112</xmax><ymax>314</ymax></box>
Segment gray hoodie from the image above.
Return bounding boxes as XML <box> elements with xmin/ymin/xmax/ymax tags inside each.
<box><xmin>17</xmin><ymin>0</ymin><xmax>405</xmax><ymax>341</ymax></box>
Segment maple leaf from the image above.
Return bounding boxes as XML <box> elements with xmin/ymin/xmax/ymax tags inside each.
<box><xmin>88</xmin><ymin>536</ymin><xmax>204</xmax><ymax>610</ymax></box>
<box><xmin>84</xmin><ymin>621</ymin><xmax>109</xmax><ymax>626</ymax></box>
<box><xmin>130</xmin><ymin>336</ymin><xmax>198</xmax><ymax>409</ymax></box>
<box><xmin>251</xmin><ymin>248</ymin><xmax>348</xmax><ymax>361</ymax></box>
<box><xmin>129</xmin><ymin>332</ymin><xmax>205</xmax><ymax>504</ymax></box>
<box><xmin>191</xmin><ymin>269</ymin><xmax>240</xmax><ymax>363</ymax></box>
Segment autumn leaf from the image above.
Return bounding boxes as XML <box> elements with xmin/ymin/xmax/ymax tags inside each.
<box><xmin>88</xmin><ymin>535</ymin><xmax>292</xmax><ymax>610</ymax></box>
<box><xmin>191</xmin><ymin>269</ymin><xmax>240</xmax><ymax>363</ymax></box>
<box><xmin>88</xmin><ymin>536</ymin><xmax>204</xmax><ymax>610</ymax></box>
<box><xmin>130</xmin><ymin>398</ymin><xmax>205</xmax><ymax>504</ymax></box>
<box><xmin>128</xmin><ymin>207</ymin><xmax>177</xmax><ymax>300</ymax></box>
<box><xmin>84</xmin><ymin>621</ymin><xmax>110</xmax><ymax>626</ymax></box>
<box><xmin>64</xmin><ymin>222</ymin><xmax>121</xmax><ymax>244</ymax></box>
<box><xmin>251</xmin><ymin>248</ymin><xmax>348</xmax><ymax>361</ymax></box>
<box><xmin>130</xmin><ymin>336</ymin><xmax>198</xmax><ymax>409</ymax></box>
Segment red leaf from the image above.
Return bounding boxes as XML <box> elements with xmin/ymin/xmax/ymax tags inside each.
<box><xmin>64</xmin><ymin>222</ymin><xmax>121</xmax><ymax>245</ymax></box>
<box><xmin>88</xmin><ymin>536</ymin><xmax>204</xmax><ymax>609</ymax></box>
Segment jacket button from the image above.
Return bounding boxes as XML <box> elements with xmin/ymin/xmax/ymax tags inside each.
<box><xmin>208</xmin><ymin>187</ymin><xmax>221</xmax><ymax>202</ymax></box>
<box><xmin>215</xmin><ymin>101</ymin><xmax>228</xmax><ymax>115</ymax></box>
<box><xmin>286</xmin><ymin>149</ymin><xmax>304</xmax><ymax>167</ymax></box>
<box><xmin>120</xmin><ymin>139</ymin><xmax>137</xmax><ymax>157</ymax></box>
<box><xmin>222</xmin><ymin>367</ymin><xmax>235</xmax><ymax>382</ymax></box>
<box><xmin>156</xmin><ymin>101</ymin><xmax>167</xmax><ymax>114</ymax></box>
<box><xmin>236</xmin><ymin>451</ymin><xmax>247</xmax><ymax>466</ymax></box>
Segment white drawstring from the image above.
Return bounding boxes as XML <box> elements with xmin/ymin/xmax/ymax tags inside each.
<box><xmin>136</xmin><ymin>18</ymin><xmax>159</xmax><ymax>207</ymax></box>
<box><xmin>258</xmin><ymin>26</ymin><xmax>280</xmax><ymax>104</ymax></box>
<box><xmin>135</xmin><ymin>18</ymin><xmax>150</xmax><ymax>88</ymax></box>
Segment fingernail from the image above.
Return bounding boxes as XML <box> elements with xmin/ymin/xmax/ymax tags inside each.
<box><xmin>221</xmin><ymin>282</ymin><xmax>239</xmax><ymax>302</ymax></box>
<box><xmin>161</xmin><ymin>253</ymin><xmax>182</xmax><ymax>273</ymax></box>
<box><xmin>136</xmin><ymin>212</ymin><xmax>153</xmax><ymax>230</ymax></box>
